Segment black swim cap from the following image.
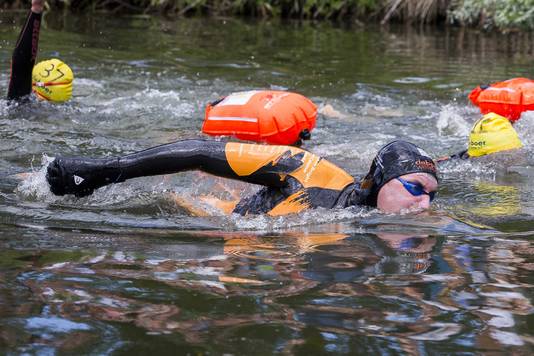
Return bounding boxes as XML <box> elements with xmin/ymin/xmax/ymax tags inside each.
<box><xmin>360</xmin><ymin>140</ymin><xmax>438</xmax><ymax>207</ymax></box>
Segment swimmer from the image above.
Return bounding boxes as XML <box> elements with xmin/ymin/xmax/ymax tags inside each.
<box><xmin>7</xmin><ymin>0</ymin><xmax>73</xmax><ymax>103</ymax></box>
<box><xmin>45</xmin><ymin>139</ymin><xmax>438</xmax><ymax>215</ymax></box>
<box><xmin>437</xmin><ymin>112</ymin><xmax>523</xmax><ymax>161</ymax></box>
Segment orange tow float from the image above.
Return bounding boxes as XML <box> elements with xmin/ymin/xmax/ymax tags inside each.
<box><xmin>469</xmin><ymin>77</ymin><xmax>534</xmax><ymax>122</ymax></box>
<box><xmin>202</xmin><ymin>90</ymin><xmax>317</xmax><ymax>145</ymax></box>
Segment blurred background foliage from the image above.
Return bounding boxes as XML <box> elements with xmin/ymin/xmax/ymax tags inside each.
<box><xmin>2</xmin><ymin>0</ymin><xmax>533</xmax><ymax>31</ymax></box>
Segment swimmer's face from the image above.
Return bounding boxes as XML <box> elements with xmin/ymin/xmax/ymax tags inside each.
<box><xmin>377</xmin><ymin>173</ymin><xmax>438</xmax><ymax>214</ymax></box>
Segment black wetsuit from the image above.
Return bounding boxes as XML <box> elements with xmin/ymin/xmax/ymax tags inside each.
<box><xmin>7</xmin><ymin>10</ymin><xmax>42</xmax><ymax>101</ymax></box>
<box><xmin>47</xmin><ymin>140</ymin><xmax>364</xmax><ymax>216</ymax></box>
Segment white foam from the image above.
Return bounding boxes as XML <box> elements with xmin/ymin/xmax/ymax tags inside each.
<box><xmin>436</xmin><ymin>104</ymin><xmax>471</xmax><ymax>137</ymax></box>
<box><xmin>73</xmin><ymin>77</ymin><xmax>105</xmax><ymax>89</ymax></box>
<box><xmin>438</xmin><ymin>158</ymin><xmax>496</xmax><ymax>178</ymax></box>
<box><xmin>232</xmin><ymin>206</ymin><xmax>373</xmax><ymax>231</ymax></box>
<box><xmin>514</xmin><ymin>112</ymin><xmax>534</xmax><ymax>146</ymax></box>
<box><xmin>14</xmin><ymin>155</ymin><xmax>58</xmax><ymax>202</ymax></box>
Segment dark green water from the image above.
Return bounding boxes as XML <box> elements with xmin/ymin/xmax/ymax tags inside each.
<box><xmin>1</xmin><ymin>11</ymin><xmax>534</xmax><ymax>354</ymax></box>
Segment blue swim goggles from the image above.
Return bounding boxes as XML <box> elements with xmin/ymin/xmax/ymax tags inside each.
<box><xmin>396</xmin><ymin>178</ymin><xmax>436</xmax><ymax>202</ymax></box>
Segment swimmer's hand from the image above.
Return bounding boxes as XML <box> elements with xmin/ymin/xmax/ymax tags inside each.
<box><xmin>32</xmin><ymin>0</ymin><xmax>45</xmax><ymax>14</ymax></box>
<box><xmin>46</xmin><ymin>157</ymin><xmax>122</xmax><ymax>197</ymax></box>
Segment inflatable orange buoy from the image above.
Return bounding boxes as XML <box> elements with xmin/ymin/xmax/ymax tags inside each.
<box><xmin>469</xmin><ymin>78</ymin><xmax>534</xmax><ymax>122</ymax></box>
<box><xmin>202</xmin><ymin>90</ymin><xmax>317</xmax><ymax>145</ymax></box>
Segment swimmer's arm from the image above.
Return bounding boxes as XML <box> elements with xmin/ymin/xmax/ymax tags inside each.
<box><xmin>119</xmin><ymin>140</ymin><xmax>300</xmax><ymax>187</ymax></box>
<box><xmin>47</xmin><ymin>140</ymin><xmax>297</xmax><ymax>197</ymax></box>
<box><xmin>7</xmin><ymin>0</ymin><xmax>43</xmax><ymax>101</ymax></box>
<box><xmin>436</xmin><ymin>149</ymin><xmax>469</xmax><ymax>162</ymax></box>
<box><xmin>118</xmin><ymin>139</ymin><xmax>237</xmax><ymax>179</ymax></box>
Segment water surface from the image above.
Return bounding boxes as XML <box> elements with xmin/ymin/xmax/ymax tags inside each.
<box><xmin>1</xmin><ymin>12</ymin><xmax>534</xmax><ymax>354</ymax></box>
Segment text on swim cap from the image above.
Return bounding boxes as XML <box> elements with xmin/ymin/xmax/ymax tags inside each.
<box><xmin>415</xmin><ymin>159</ymin><xmax>436</xmax><ymax>173</ymax></box>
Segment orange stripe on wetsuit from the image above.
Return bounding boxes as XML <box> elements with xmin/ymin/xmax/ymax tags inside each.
<box><xmin>224</xmin><ymin>142</ymin><xmax>354</xmax><ymax>216</ymax></box>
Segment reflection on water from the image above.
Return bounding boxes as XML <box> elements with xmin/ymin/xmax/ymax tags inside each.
<box><xmin>1</xmin><ymin>12</ymin><xmax>534</xmax><ymax>354</ymax></box>
<box><xmin>1</xmin><ymin>227</ymin><xmax>533</xmax><ymax>353</ymax></box>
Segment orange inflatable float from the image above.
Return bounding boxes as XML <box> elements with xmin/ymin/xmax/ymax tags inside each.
<box><xmin>202</xmin><ymin>90</ymin><xmax>317</xmax><ymax>145</ymax></box>
<box><xmin>469</xmin><ymin>77</ymin><xmax>534</xmax><ymax>122</ymax></box>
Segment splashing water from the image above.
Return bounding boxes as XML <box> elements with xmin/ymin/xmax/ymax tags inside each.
<box><xmin>435</xmin><ymin>104</ymin><xmax>472</xmax><ymax>137</ymax></box>
<box><xmin>14</xmin><ymin>154</ymin><xmax>57</xmax><ymax>202</ymax></box>
<box><xmin>232</xmin><ymin>206</ymin><xmax>374</xmax><ymax>231</ymax></box>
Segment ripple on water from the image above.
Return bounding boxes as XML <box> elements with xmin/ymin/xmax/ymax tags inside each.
<box><xmin>394</xmin><ymin>77</ymin><xmax>434</xmax><ymax>84</ymax></box>
<box><xmin>409</xmin><ymin>323</ymin><xmax>462</xmax><ymax>341</ymax></box>
<box><xmin>490</xmin><ymin>330</ymin><xmax>524</xmax><ymax>346</ymax></box>
<box><xmin>480</xmin><ymin>308</ymin><xmax>515</xmax><ymax>328</ymax></box>
<box><xmin>26</xmin><ymin>316</ymin><xmax>91</xmax><ymax>333</ymax></box>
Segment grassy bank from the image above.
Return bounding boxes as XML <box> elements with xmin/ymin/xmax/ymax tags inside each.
<box><xmin>2</xmin><ymin>0</ymin><xmax>533</xmax><ymax>31</ymax></box>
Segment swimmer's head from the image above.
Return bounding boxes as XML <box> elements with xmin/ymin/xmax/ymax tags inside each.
<box><xmin>467</xmin><ymin>113</ymin><xmax>523</xmax><ymax>157</ymax></box>
<box><xmin>32</xmin><ymin>59</ymin><xmax>73</xmax><ymax>102</ymax></box>
<box><xmin>361</xmin><ymin>140</ymin><xmax>438</xmax><ymax>213</ymax></box>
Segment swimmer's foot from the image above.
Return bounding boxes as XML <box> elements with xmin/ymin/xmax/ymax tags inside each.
<box><xmin>46</xmin><ymin>157</ymin><xmax>122</xmax><ymax>197</ymax></box>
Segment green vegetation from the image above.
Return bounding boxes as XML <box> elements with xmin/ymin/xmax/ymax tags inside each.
<box><xmin>449</xmin><ymin>0</ymin><xmax>534</xmax><ymax>30</ymax></box>
<box><xmin>2</xmin><ymin>0</ymin><xmax>534</xmax><ymax>31</ymax></box>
